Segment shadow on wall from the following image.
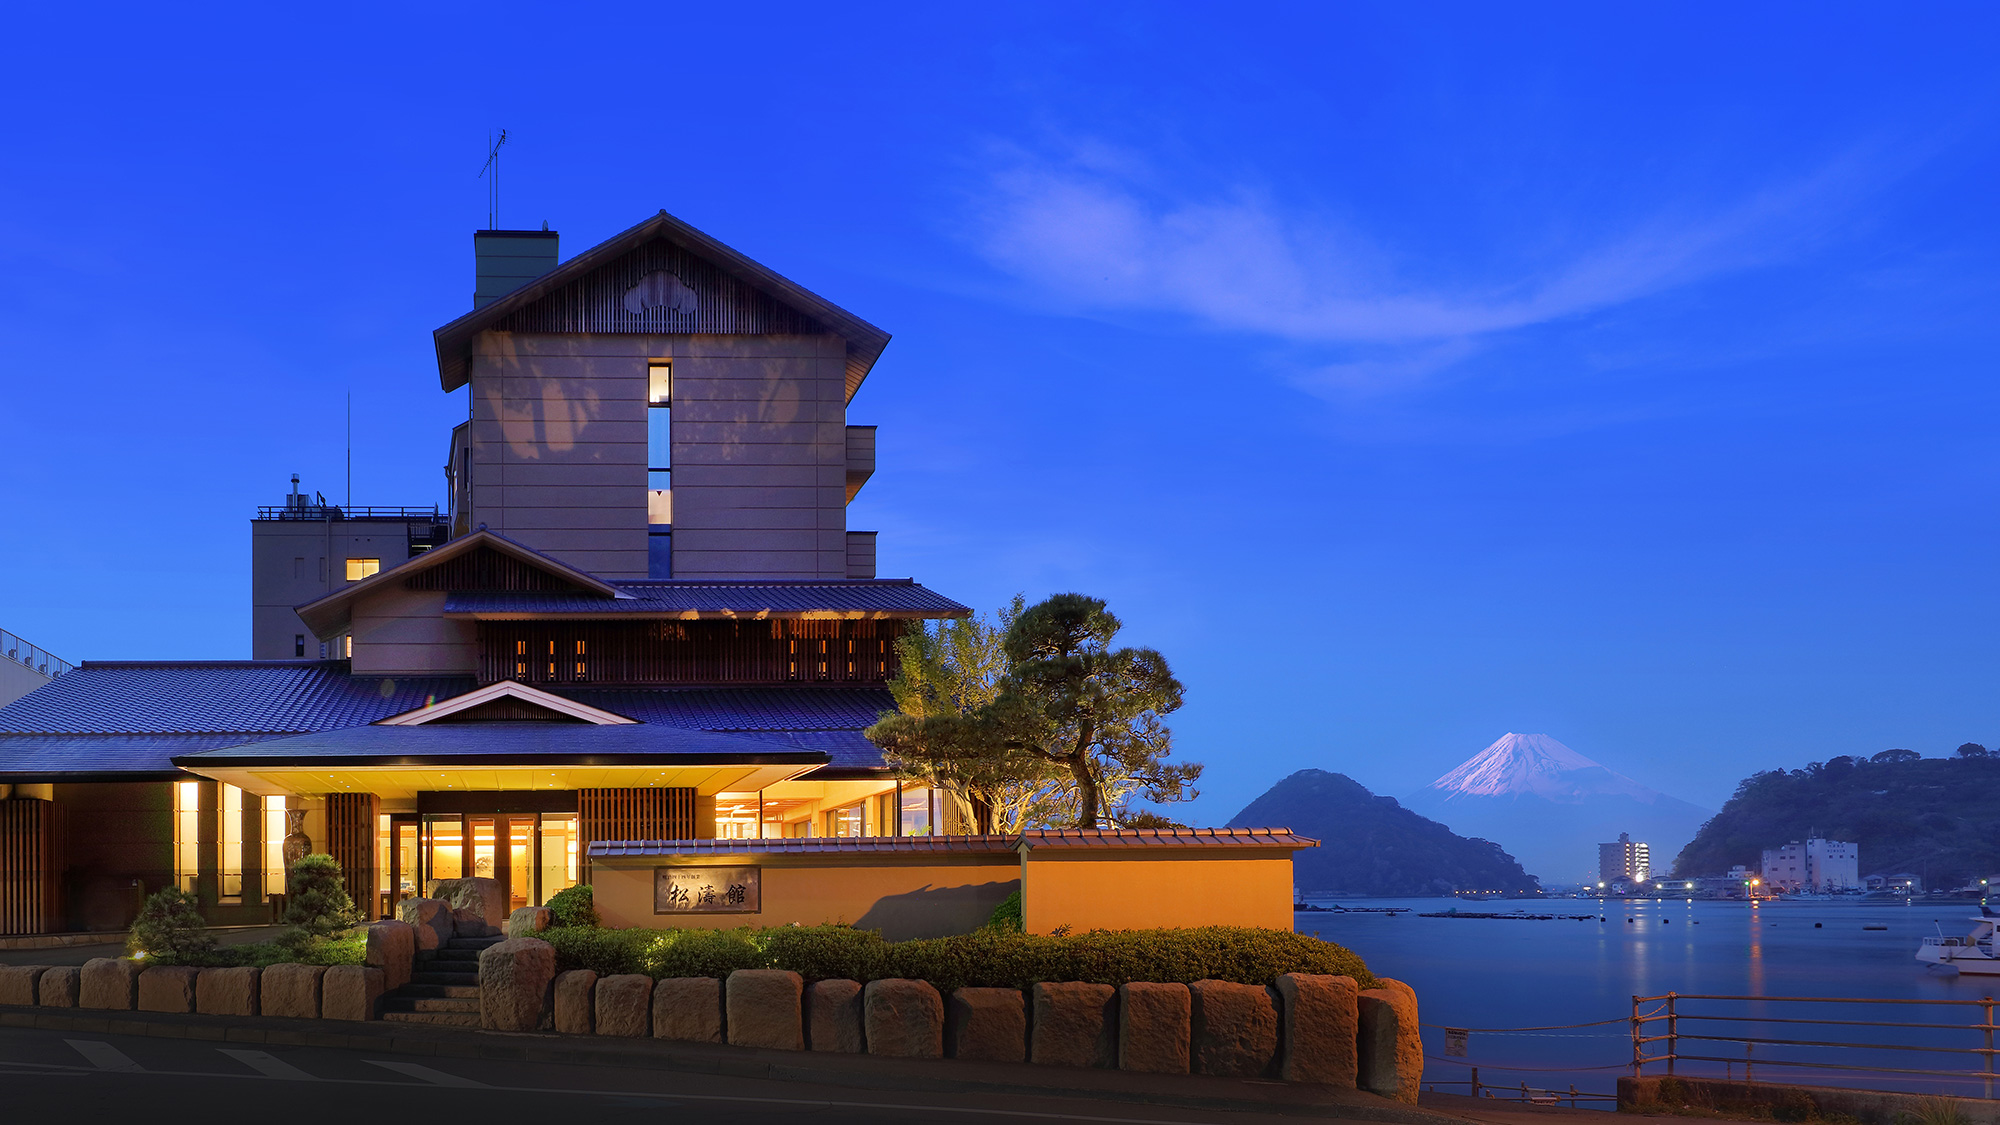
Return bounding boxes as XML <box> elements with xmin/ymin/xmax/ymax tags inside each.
<box><xmin>853</xmin><ymin>880</ymin><xmax>1020</xmax><ymax>941</ymax></box>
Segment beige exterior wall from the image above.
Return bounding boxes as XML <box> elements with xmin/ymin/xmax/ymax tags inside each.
<box><xmin>348</xmin><ymin>587</ymin><xmax>478</xmax><ymax>676</ymax></box>
<box><xmin>466</xmin><ymin>332</ymin><xmax>855</xmax><ymax>580</ymax></box>
<box><xmin>1020</xmin><ymin>851</ymin><xmax>1297</xmax><ymax>934</ymax></box>
<box><xmin>0</xmin><ymin>659</ymin><xmax>51</xmax><ymax>709</ymax></box>
<box><xmin>593</xmin><ymin>852</ymin><xmax>1018</xmax><ymax>940</ymax></box>
<box><xmin>250</xmin><ymin>518</ymin><xmax>437</xmax><ymax>660</ymax></box>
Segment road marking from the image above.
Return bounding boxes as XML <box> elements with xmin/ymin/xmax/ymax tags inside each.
<box><xmin>364</xmin><ymin>1059</ymin><xmax>488</xmax><ymax>1087</ymax></box>
<box><xmin>219</xmin><ymin>1049</ymin><xmax>319</xmax><ymax>1081</ymax></box>
<box><xmin>65</xmin><ymin>1039</ymin><xmax>142</xmax><ymax>1072</ymax></box>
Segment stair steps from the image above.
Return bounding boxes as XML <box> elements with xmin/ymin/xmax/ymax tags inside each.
<box><xmin>379</xmin><ymin>932</ymin><xmax>506</xmax><ymax>1027</ymax></box>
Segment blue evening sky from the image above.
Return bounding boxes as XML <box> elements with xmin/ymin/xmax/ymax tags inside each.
<box><xmin>2</xmin><ymin>5</ymin><xmax>1996</xmax><ymax>824</ymax></box>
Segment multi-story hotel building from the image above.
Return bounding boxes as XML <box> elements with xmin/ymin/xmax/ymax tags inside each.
<box><xmin>0</xmin><ymin>211</ymin><xmax>973</xmax><ymax>936</ymax></box>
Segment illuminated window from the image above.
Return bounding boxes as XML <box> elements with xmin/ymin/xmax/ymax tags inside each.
<box><xmin>829</xmin><ymin>804</ymin><xmax>864</xmax><ymax>838</ymax></box>
<box><xmin>574</xmin><ymin>639</ymin><xmax>588</xmax><ymax>680</ymax></box>
<box><xmin>515</xmin><ymin>638</ymin><xmax>526</xmax><ymax>680</ymax></box>
<box><xmin>648</xmin><ymin>362</ymin><xmax>672</xmax><ymax>579</ymax></box>
<box><xmin>343</xmin><ymin>635</ymin><xmax>352</xmax><ymax>658</ymax></box>
<box><xmin>263</xmin><ymin>796</ymin><xmax>288</xmax><ymax>900</ymax></box>
<box><xmin>174</xmin><ymin>781</ymin><xmax>200</xmax><ymax>894</ymax></box>
<box><xmin>219</xmin><ymin>784</ymin><xmax>243</xmax><ymax>898</ymax></box>
<box><xmin>345</xmin><ymin>558</ymin><xmax>380</xmax><ymax>581</ymax></box>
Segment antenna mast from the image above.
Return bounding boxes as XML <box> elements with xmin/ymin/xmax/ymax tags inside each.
<box><xmin>479</xmin><ymin>129</ymin><xmax>508</xmax><ymax>230</ymax></box>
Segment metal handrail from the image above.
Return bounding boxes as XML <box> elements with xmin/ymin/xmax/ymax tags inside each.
<box><xmin>0</xmin><ymin>628</ymin><xmax>72</xmax><ymax>677</ymax></box>
<box><xmin>254</xmin><ymin>505</ymin><xmax>442</xmax><ymax>521</ymax></box>
<box><xmin>1633</xmin><ymin>992</ymin><xmax>2000</xmax><ymax>1098</ymax></box>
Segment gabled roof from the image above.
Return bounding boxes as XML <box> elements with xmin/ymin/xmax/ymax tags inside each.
<box><xmin>295</xmin><ymin>528</ymin><xmax>619</xmax><ymax>639</ymax></box>
<box><xmin>443</xmin><ymin>578</ymin><xmax>970</xmax><ymax>621</ymax></box>
<box><xmin>374</xmin><ymin>680</ymin><xmax>638</xmax><ymax>726</ymax></box>
<box><xmin>433</xmin><ymin>210</ymin><xmax>892</xmax><ymax>403</ymax></box>
<box><xmin>0</xmin><ymin>661</ymin><xmax>473</xmax><ymax>736</ymax></box>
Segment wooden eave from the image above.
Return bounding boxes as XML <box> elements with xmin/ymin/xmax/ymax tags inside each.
<box><xmin>294</xmin><ymin>529</ymin><xmax>620</xmax><ymax>640</ymax></box>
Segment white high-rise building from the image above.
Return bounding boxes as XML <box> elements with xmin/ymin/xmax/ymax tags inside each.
<box><xmin>1599</xmin><ymin>832</ymin><xmax>1651</xmax><ymax>884</ymax></box>
<box><xmin>1761</xmin><ymin>838</ymin><xmax>1859</xmax><ymax>892</ymax></box>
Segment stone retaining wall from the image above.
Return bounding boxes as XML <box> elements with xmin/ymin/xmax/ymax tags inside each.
<box><xmin>0</xmin><ymin>943</ymin><xmax>1422</xmax><ymax>1103</ymax></box>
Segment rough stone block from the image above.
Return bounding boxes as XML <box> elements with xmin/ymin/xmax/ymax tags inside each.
<box><xmin>37</xmin><ymin>966</ymin><xmax>78</xmax><ymax>1007</ymax></box>
<box><xmin>948</xmin><ymin>987</ymin><xmax>1026</xmax><ymax>1062</ymax></box>
<box><xmin>507</xmin><ymin>906</ymin><xmax>552</xmax><ymax>938</ymax></box>
<box><xmin>1359</xmin><ymin>979</ymin><xmax>1422</xmax><ymax>1104</ymax></box>
<box><xmin>1190</xmin><ymin>979</ymin><xmax>1279</xmax><ymax>1078</ymax></box>
<box><xmin>80</xmin><ymin>957</ymin><xmax>142</xmax><ymax>1010</ymax></box>
<box><xmin>806</xmin><ymin>978</ymin><xmax>864</xmax><ymax>1053</ymax></box>
<box><xmin>427</xmin><ymin>877</ymin><xmax>506</xmax><ymax>934</ymax></box>
<box><xmin>555</xmin><ymin>969</ymin><xmax>597</xmax><ymax>1035</ymax></box>
<box><xmin>1275</xmin><ymin>973</ymin><xmax>1358</xmax><ymax>1086</ymax></box>
<box><xmin>397</xmin><ymin>898</ymin><xmax>453</xmax><ymax>952</ymax></box>
<box><xmin>322</xmin><ymin>965</ymin><xmax>386</xmax><ymax>1021</ymax></box>
<box><xmin>1118</xmin><ymin>982</ymin><xmax>1190</xmax><ymax>1074</ymax></box>
<box><xmin>137</xmin><ymin>965</ymin><xmax>200</xmax><ymax>1013</ymax></box>
<box><xmin>261</xmin><ymin>963</ymin><xmax>326</xmax><ymax>1019</ymax></box>
<box><xmin>727</xmin><ymin>969</ymin><xmax>803</xmax><ymax>1051</ymax></box>
<box><xmin>652</xmin><ymin>976</ymin><xmax>723</xmax><ymax>1043</ymax></box>
<box><xmin>595</xmin><ymin>972</ymin><xmax>653</xmax><ymax>1037</ymax></box>
<box><xmin>1031</xmin><ymin>982</ymin><xmax>1118</xmax><ymax>1068</ymax></box>
<box><xmin>365</xmin><ymin>919</ymin><xmax>416</xmax><ymax>991</ymax></box>
<box><xmin>196</xmin><ymin>966</ymin><xmax>260</xmax><ymax>1016</ymax></box>
<box><xmin>864</xmin><ymin>978</ymin><xmax>943</xmax><ymax>1059</ymax></box>
<box><xmin>479</xmin><ymin>937</ymin><xmax>555</xmax><ymax>1032</ymax></box>
<box><xmin>0</xmin><ymin>965</ymin><xmax>50</xmax><ymax>1006</ymax></box>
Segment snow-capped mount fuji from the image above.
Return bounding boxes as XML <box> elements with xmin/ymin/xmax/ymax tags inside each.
<box><xmin>1403</xmin><ymin>733</ymin><xmax>1713</xmax><ymax>885</ymax></box>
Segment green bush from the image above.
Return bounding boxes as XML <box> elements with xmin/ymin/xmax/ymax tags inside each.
<box><xmin>546</xmin><ymin>923</ymin><xmax>1373</xmax><ymax>991</ymax></box>
<box><xmin>128</xmin><ymin>887</ymin><xmax>215</xmax><ymax>963</ymax></box>
<box><xmin>545</xmin><ymin>884</ymin><xmax>598</xmax><ymax>928</ymax></box>
<box><xmin>282</xmin><ymin>854</ymin><xmax>358</xmax><ymax>939</ymax></box>
<box><xmin>206</xmin><ymin>932</ymin><xmax>367</xmax><ymax>968</ymax></box>
<box><xmin>985</xmin><ymin>889</ymin><xmax>1023</xmax><ymax>933</ymax></box>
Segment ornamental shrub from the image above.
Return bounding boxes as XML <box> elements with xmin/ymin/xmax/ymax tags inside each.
<box><xmin>282</xmin><ymin>854</ymin><xmax>359</xmax><ymax>940</ymax></box>
<box><xmin>985</xmin><ymin>889</ymin><xmax>1023</xmax><ymax>933</ymax></box>
<box><xmin>546</xmin><ymin>884</ymin><xmax>598</xmax><ymax>928</ymax></box>
<box><xmin>128</xmin><ymin>887</ymin><xmax>215</xmax><ymax>963</ymax></box>
<box><xmin>545</xmin><ymin>923</ymin><xmax>1373</xmax><ymax>991</ymax></box>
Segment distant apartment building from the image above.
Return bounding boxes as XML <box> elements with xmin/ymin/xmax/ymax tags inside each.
<box><xmin>1761</xmin><ymin>837</ymin><xmax>1860</xmax><ymax>892</ymax></box>
<box><xmin>1599</xmin><ymin>832</ymin><xmax>1651</xmax><ymax>884</ymax></box>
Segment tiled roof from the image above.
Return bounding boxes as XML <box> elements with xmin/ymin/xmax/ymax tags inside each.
<box><xmin>1016</xmin><ymin>828</ymin><xmax>1320</xmax><ymax>851</ymax></box>
<box><xmin>0</xmin><ymin>734</ymin><xmax>289</xmax><ymax>776</ymax></box>
<box><xmin>558</xmin><ymin>686</ymin><xmax>893</xmax><ymax>732</ymax></box>
<box><xmin>589</xmin><ymin>835</ymin><xmax>1021</xmax><ymax>858</ymax></box>
<box><xmin>0</xmin><ymin>662</ymin><xmax>475</xmax><ymax>735</ymax></box>
<box><xmin>175</xmin><ymin>723</ymin><xmax>826</xmax><ymax>765</ymax></box>
<box><xmin>443</xmin><ymin>579</ymin><xmax>969</xmax><ymax>619</ymax></box>
<box><xmin>734</xmin><ymin>729</ymin><xmax>887</xmax><ymax>771</ymax></box>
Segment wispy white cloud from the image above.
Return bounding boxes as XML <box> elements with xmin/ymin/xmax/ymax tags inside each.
<box><xmin>965</xmin><ymin>140</ymin><xmax>1894</xmax><ymax>393</ymax></box>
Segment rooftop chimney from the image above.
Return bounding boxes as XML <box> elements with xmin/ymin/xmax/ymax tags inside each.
<box><xmin>473</xmin><ymin>229</ymin><xmax>559</xmax><ymax>309</ymax></box>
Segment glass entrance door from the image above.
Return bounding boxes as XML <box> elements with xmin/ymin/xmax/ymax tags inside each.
<box><xmin>417</xmin><ymin>809</ymin><xmax>579</xmax><ymax>908</ymax></box>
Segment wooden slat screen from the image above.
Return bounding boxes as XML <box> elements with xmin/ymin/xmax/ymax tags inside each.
<box><xmin>405</xmin><ymin>547</ymin><xmax>582</xmax><ymax>592</ymax></box>
<box><xmin>0</xmin><ymin>799</ymin><xmax>63</xmax><ymax>935</ymax></box>
<box><xmin>579</xmin><ymin>787</ymin><xmax>697</xmax><ymax>883</ymax></box>
<box><xmin>493</xmin><ymin>238</ymin><xmax>824</xmax><ymax>337</ymax></box>
<box><xmin>478</xmin><ymin>619</ymin><xmax>900</xmax><ymax>686</ymax></box>
<box><xmin>326</xmin><ymin>792</ymin><xmax>379</xmax><ymax>918</ymax></box>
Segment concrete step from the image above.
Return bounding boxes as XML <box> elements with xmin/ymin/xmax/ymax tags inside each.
<box><xmin>432</xmin><ymin>950</ymin><xmax>482</xmax><ymax>963</ymax></box>
<box><xmin>391</xmin><ymin>997</ymin><xmax>480</xmax><ymax>1014</ymax></box>
<box><xmin>410</xmin><ymin>972</ymin><xmax>479</xmax><ymax>988</ymax></box>
<box><xmin>445</xmin><ymin>935</ymin><xmax>505</xmax><ymax>950</ymax></box>
<box><xmin>400</xmin><ymin>976</ymin><xmax>478</xmax><ymax>992</ymax></box>
<box><xmin>382</xmin><ymin>1010</ymin><xmax>480</xmax><ymax>1028</ymax></box>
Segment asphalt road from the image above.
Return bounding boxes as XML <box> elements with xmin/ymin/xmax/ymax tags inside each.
<box><xmin>0</xmin><ymin>1024</ymin><xmax>1337</xmax><ymax>1124</ymax></box>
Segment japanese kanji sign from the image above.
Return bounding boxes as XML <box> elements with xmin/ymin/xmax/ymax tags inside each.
<box><xmin>654</xmin><ymin>866</ymin><xmax>760</xmax><ymax>914</ymax></box>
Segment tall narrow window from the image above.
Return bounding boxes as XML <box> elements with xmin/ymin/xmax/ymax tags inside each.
<box><xmin>294</xmin><ymin>634</ymin><xmax>305</xmax><ymax>658</ymax></box>
<box><xmin>219</xmin><ymin>783</ymin><xmax>243</xmax><ymax>898</ymax></box>
<box><xmin>648</xmin><ymin>361</ymin><xmax>672</xmax><ymax>579</ymax></box>
<box><xmin>264</xmin><ymin>796</ymin><xmax>288</xmax><ymax>899</ymax></box>
<box><xmin>174</xmin><ymin>781</ymin><xmax>200</xmax><ymax>894</ymax></box>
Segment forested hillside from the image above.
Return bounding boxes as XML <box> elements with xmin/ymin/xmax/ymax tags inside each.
<box><xmin>1231</xmin><ymin>769</ymin><xmax>1541</xmax><ymax>895</ymax></box>
<box><xmin>1673</xmin><ymin>749</ymin><xmax>2000</xmax><ymax>883</ymax></box>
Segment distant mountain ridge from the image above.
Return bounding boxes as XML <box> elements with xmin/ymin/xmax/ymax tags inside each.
<box><xmin>1228</xmin><ymin>768</ymin><xmax>1539</xmax><ymax>896</ymax></box>
<box><xmin>1404</xmin><ymin>733</ymin><xmax>1712</xmax><ymax>884</ymax></box>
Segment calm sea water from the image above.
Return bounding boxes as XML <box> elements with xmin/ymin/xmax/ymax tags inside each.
<box><xmin>1295</xmin><ymin>896</ymin><xmax>2000</xmax><ymax>1103</ymax></box>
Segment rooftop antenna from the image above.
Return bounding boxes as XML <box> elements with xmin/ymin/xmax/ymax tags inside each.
<box><xmin>480</xmin><ymin>129</ymin><xmax>508</xmax><ymax>230</ymax></box>
<box><xmin>346</xmin><ymin>391</ymin><xmax>352</xmax><ymax>512</ymax></box>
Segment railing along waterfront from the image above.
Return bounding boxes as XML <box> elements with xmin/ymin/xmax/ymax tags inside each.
<box><xmin>1633</xmin><ymin>993</ymin><xmax>2000</xmax><ymax>1098</ymax></box>
<box><xmin>0</xmin><ymin>628</ymin><xmax>71</xmax><ymax>678</ymax></box>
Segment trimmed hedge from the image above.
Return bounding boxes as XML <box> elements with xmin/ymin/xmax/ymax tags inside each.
<box><xmin>544</xmin><ymin>924</ymin><xmax>1373</xmax><ymax>992</ymax></box>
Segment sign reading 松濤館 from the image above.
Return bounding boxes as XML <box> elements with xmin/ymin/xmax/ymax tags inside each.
<box><xmin>654</xmin><ymin>866</ymin><xmax>760</xmax><ymax>914</ymax></box>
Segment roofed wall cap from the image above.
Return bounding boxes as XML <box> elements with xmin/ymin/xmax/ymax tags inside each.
<box><xmin>585</xmin><ymin>827</ymin><xmax>1318</xmax><ymax>857</ymax></box>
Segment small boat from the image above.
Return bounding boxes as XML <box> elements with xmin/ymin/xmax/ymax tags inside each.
<box><xmin>1918</xmin><ymin>916</ymin><xmax>2000</xmax><ymax>973</ymax></box>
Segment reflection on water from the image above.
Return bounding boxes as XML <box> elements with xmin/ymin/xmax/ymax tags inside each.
<box><xmin>1299</xmin><ymin>896</ymin><xmax>1996</xmax><ymax>1105</ymax></box>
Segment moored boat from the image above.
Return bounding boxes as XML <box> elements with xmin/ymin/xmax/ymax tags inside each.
<box><xmin>1918</xmin><ymin>916</ymin><xmax>2000</xmax><ymax>973</ymax></box>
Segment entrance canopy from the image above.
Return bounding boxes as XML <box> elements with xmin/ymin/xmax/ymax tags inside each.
<box><xmin>171</xmin><ymin>722</ymin><xmax>824</xmax><ymax>799</ymax></box>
